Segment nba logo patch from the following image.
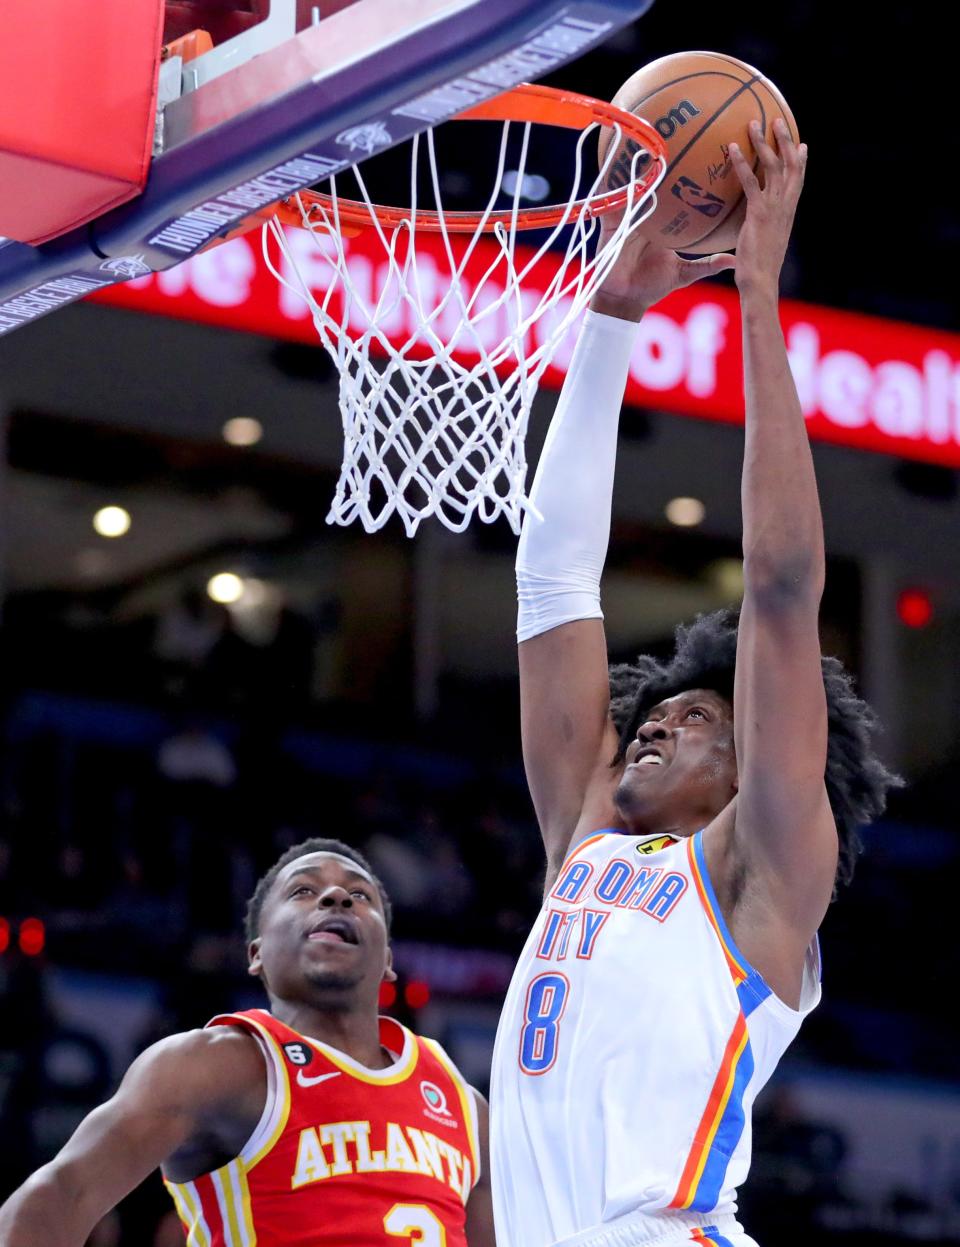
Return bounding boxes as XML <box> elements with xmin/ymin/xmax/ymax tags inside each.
<box><xmin>637</xmin><ymin>835</ymin><xmax>677</xmax><ymax>856</ymax></box>
<box><xmin>671</xmin><ymin>175</ymin><xmax>725</xmax><ymax>217</ymax></box>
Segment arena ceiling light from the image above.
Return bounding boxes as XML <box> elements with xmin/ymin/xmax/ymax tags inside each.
<box><xmin>207</xmin><ymin>571</ymin><xmax>244</xmax><ymax>604</ymax></box>
<box><xmin>501</xmin><ymin>170</ymin><xmax>551</xmax><ymax>202</ymax></box>
<box><xmin>92</xmin><ymin>505</ymin><xmax>131</xmax><ymax>538</ymax></box>
<box><xmin>222</xmin><ymin>416</ymin><xmax>263</xmax><ymax>447</ymax></box>
<box><xmin>664</xmin><ymin>497</ymin><xmax>705</xmax><ymax>528</ymax></box>
<box><xmin>709</xmin><ymin>557</ymin><xmax>745</xmax><ymax>600</ymax></box>
<box><xmin>897</xmin><ymin>587</ymin><xmax>934</xmax><ymax>629</ymax></box>
<box><xmin>236</xmin><ymin>577</ymin><xmax>269</xmax><ymax>608</ymax></box>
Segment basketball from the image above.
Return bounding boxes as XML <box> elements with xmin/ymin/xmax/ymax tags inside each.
<box><xmin>598</xmin><ymin>50</ymin><xmax>798</xmax><ymax>254</ymax></box>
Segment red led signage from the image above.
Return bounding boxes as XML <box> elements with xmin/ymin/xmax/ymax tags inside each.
<box><xmin>90</xmin><ymin>231</ymin><xmax>960</xmax><ymax>468</ymax></box>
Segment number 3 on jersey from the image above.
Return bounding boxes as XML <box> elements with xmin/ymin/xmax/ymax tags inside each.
<box><xmin>518</xmin><ymin>972</ymin><xmax>569</xmax><ymax>1074</ymax></box>
<box><xmin>384</xmin><ymin>1203</ymin><xmax>446</xmax><ymax>1244</ymax></box>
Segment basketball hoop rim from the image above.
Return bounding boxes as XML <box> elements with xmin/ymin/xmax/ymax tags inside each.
<box><xmin>265</xmin><ymin>83</ymin><xmax>667</xmax><ymax>235</ymax></box>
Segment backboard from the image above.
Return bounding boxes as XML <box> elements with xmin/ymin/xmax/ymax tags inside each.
<box><xmin>0</xmin><ymin>0</ymin><xmax>655</xmax><ymax>337</ymax></box>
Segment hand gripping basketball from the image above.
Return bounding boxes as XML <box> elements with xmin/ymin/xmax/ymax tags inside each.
<box><xmin>590</xmin><ymin>230</ymin><xmax>735</xmax><ymax>322</ymax></box>
<box><xmin>729</xmin><ymin>117</ymin><xmax>808</xmax><ymax>297</ymax></box>
<box><xmin>600</xmin><ymin>51</ymin><xmax>799</xmax><ymax>255</ymax></box>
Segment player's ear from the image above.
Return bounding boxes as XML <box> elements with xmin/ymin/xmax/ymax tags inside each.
<box><xmin>382</xmin><ymin>944</ymin><xmax>398</xmax><ymax>984</ymax></box>
<box><xmin>248</xmin><ymin>938</ymin><xmax>263</xmax><ymax>978</ymax></box>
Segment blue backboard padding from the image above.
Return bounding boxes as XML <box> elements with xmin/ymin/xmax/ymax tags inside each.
<box><xmin>0</xmin><ymin>0</ymin><xmax>654</xmax><ymax>336</ymax></box>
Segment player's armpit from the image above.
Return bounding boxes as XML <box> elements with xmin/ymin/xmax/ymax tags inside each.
<box><xmin>464</xmin><ymin>1089</ymin><xmax>495</xmax><ymax>1247</ymax></box>
<box><xmin>0</xmin><ymin>1027</ymin><xmax>264</xmax><ymax>1247</ymax></box>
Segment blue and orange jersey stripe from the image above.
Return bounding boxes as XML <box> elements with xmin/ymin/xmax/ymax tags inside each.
<box><xmin>685</xmin><ymin>835</ymin><xmax>748</xmax><ymax>984</ymax></box>
<box><xmin>669</xmin><ymin>1011</ymin><xmax>753</xmax><ymax>1212</ymax></box>
<box><xmin>672</xmin><ymin>832</ymin><xmax>773</xmax><ymax>1213</ymax></box>
<box><xmin>686</xmin><ymin>833</ymin><xmax>771</xmax><ymax>1017</ymax></box>
<box><xmin>690</xmin><ymin>1226</ymin><xmax>738</xmax><ymax>1247</ymax></box>
<box><xmin>560</xmin><ymin>829</ymin><xmax>617</xmax><ymax>868</ymax></box>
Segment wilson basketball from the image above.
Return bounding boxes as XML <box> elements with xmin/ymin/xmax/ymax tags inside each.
<box><xmin>599</xmin><ymin>51</ymin><xmax>798</xmax><ymax>254</ymax></box>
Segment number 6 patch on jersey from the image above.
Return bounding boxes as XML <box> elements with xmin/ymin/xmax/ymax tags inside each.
<box><xmin>283</xmin><ymin>1041</ymin><xmax>313</xmax><ymax>1066</ymax></box>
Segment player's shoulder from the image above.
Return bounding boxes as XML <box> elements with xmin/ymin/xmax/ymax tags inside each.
<box><xmin>127</xmin><ymin>1024</ymin><xmax>265</xmax><ymax>1105</ymax></box>
<box><xmin>150</xmin><ymin>1022</ymin><xmax>263</xmax><ymax>1059</ymax></box>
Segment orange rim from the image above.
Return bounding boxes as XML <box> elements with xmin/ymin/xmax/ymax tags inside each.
<box><xmin>256</xmin><ymin>83</ymin><xmax>666</xmax><ymax>236</ymax></box>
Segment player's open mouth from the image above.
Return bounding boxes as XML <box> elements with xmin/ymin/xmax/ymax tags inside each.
<box><xmin>307</xmin><ymin>918</ymin><xmax>358</xmax><ymax>944</ymax></box>
<box><xmin>630</xmin><ymin>746</ymin><xmax>665</xmax><ymax>768</ymax></box>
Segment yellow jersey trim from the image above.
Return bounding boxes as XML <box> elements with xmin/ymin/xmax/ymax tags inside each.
<box><xmin>421</xmin><ymin>1036</ymin><xmax>480</xmax><ymax>1188</ymax></box>
<box><xmin>164</xmin><ymin>1177</ymin><xmax>211</xmax><ymax>1247</ymax></box>
<box><xmin>301</xmin><ymin>1017</ymin><xmax>419</xmax><ymax>1086</ymax></box>
<box><xmin>235</xmin><ymin>1016</ymin><xmax>292</xmax><ymax>1173</ymax></box>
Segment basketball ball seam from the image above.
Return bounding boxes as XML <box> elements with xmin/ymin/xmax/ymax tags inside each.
<box><xmin>628</xmin><ymin>74</ymin><xmax>767</xmax><ymax>244</ymax></box>
<box><xmin>681</xmin><ymin>83</ymin><xmax>766</xmax><ymax>242</ymax></box>
<box><xmin>628</xmin><ymin>69</ymin><xmax>748</xmax><ymax>113</ymax></box>
<box><xmin>610</xmin><ymin>71</ymin><xmax>766</xmax><ymax>197</ymax></box>
<box><xmin>655</xmin><ymin>75</ymin><xmax>766</xmax><ymax>243</ymax></box>
<box><xmin>658</xmin><ymin>75</ymin><xmax>766</xmax><ymax>177</ymax></box>
<box><xmin>604</xmin><ymin>56</ymin><xmax>795</xmax><ymax>250</ymax></box>
<box><xmin>686</xmin><ymin>52</ymin><xmax>797</xmax><ymax>143</ymax></box>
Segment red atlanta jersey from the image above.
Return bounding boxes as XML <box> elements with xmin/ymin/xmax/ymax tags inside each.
<box><xmin>164</xmin><ymin>1008</ymin><xmax>480</xmax><ymax>1247</ymax></box>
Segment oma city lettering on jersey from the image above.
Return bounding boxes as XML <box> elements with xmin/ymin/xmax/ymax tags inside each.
<box><xmin>536</xmin><ymin>856</ymin><xmax>687</xmax><ymax>964</ymax></box>
<box><xmin>549</xmin><ymin>856</ymin><xmax>688</xmax><ymax>922</ymax></box>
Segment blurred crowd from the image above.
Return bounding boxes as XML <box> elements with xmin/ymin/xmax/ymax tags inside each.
<box><xmin>0</xmin><ymin>719</ymin><xmax>544</xmax><ymax>970</ymax></box>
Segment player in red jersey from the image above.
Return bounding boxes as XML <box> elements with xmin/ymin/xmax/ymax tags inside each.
<box><xmin>0</xmin><ymin>838</ymin><xmax>494</xmax><ymax>1247</ymax></box>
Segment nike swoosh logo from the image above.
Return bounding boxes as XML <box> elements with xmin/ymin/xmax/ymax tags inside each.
<box><xmin>296</xmin><ymin>1069</ymin><xmax>341</xmax><ymax>1088</ymax></box>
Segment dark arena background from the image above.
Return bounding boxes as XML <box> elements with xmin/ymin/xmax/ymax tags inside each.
<box><xmin>1</xmin><ymin>3</ymin><xmax>959</xmax><ymax>1245</ymax></box>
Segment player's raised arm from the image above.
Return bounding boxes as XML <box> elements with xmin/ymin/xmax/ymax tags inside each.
<box><xmin>720</xmin><ymin>120</ymin><xmax>836</xmax><ymax>988</ymax></box>
<box><xmin>0</xmin><ymin>1028</ymin><xmax>263</xmax><ymax>1247</ymax></box>
<box><xmin>517</xmin><ymin>229</ymin><xmax>735</xmax><ymax>881</ymax></box>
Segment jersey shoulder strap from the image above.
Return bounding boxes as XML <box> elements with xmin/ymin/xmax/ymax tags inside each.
<box><xmin>205</xmin><ymin>1008</ymin><xmax>293</xmax><ymax>1170</ymax></box>
<box><xmin>418</xmin><ymin>1035</ymin><xmax>481</xmax><ymax>1186</ymax></box>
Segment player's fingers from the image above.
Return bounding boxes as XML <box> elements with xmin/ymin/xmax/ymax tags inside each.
<box><xmin>775</xmin><ymin>119</ymin><xmax>805</xmax><ymax>184</ymax></box>
<box><xmin>792</xmin><ymin>141</ymin><xmax>809</xmax><ymax>188</ymax></box>
<box><xmin>750</xmin><ymin>120</ymin><xmax>781</xmax><ymax>183</ymax></box>
<box><xmin>774</xmin><ymin>118</ymin><xmax>797</xmax><ymax>161</ymax></box>
<box><xmin>781</xmin><ymin>135</ymin><xmax>808</xmax><ymax>207</ymax></box>
<box><xmin>677</xmin><ymin>253</ymin><xmax>737</xmax><ymax>287</ymax></box>
<box><xmin>728</xmin><ymin>142</ymin><xmax>761</xmax><ymax>199</ymax></box>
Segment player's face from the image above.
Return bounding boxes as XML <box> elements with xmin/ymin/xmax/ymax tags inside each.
<box><xmin>249</xmin><ymin>853</ymin><xmax>395</xmax><ymax>1005</ymax></box>
<box><xmin>615</xmin><ymin>689</ymin><xmax>738</xmax><ymax>834</ymax></box>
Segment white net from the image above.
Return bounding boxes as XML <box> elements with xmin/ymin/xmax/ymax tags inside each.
<box><xmin>264</xmin><ymin>117</ymin><xmax>665</xmax><ymax>536</ymax></box>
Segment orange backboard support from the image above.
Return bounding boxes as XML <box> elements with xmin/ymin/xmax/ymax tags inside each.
<box><xmin>0</xmin><ymin>0</ymin><xmax>164</xmax><ymax>245</ymax></box>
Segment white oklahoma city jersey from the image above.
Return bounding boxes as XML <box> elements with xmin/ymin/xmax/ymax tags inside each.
<box><xmin>490</xmin><ymin>830</ymin><xmax>821</xmax><ymax>1247</ymax></box>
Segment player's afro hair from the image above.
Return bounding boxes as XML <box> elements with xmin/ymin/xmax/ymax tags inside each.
<box><xmin>244</xmin><ymin>837</ymin><xmax>392</xmax><ymax>944</ymax></box>
<box><xmin>609</xmin><ymin>609</ymin><xmax>902</xmax><ymax>889</ymax></box>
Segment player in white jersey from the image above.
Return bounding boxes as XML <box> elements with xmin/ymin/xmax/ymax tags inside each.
<box><xmin>490</xmin><ymin>120</ymin><xmax>900</xmax><ymax>1247</ymax></box>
